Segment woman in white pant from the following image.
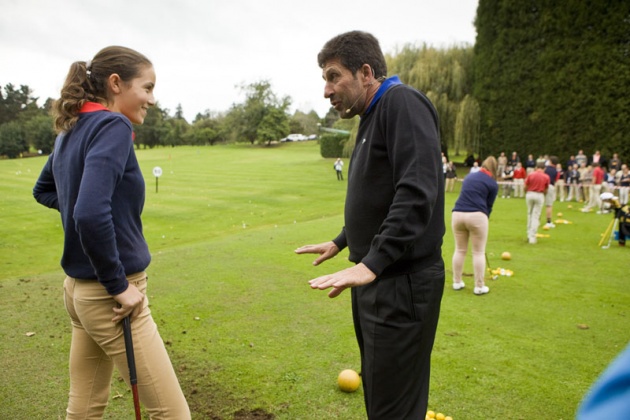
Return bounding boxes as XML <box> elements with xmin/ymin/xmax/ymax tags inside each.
<box><xmin>451</xmin><ymin>156</ymin><xmax>499</xmax><ymax>295</ymax></box>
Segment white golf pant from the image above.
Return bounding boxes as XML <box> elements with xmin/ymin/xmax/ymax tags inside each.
<box><xmin>526</xmin><ymin>191</ymin><xmax>545</xmax><ymax>241</ymax></box>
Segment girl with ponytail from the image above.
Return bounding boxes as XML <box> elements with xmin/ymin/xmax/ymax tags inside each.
<box><xmin>34</xmin><ymin>46</ymin><xmax>190</xmax><ymax>419</ymax></box>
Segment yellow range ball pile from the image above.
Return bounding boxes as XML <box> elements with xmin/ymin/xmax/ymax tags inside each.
<box><xmin>555</xmin><ymin>218</ymin><xmax>573</xmax><ymax>224</ymax></box>
<box><xmin>490</xmin><ymin>267</ymin><xmax>514</xmax><ymax>277</ymax></box>
<box><xmin>426</xmin><ymin>410</ymin><xmax>453</xmax><ymax>420</ymax></box>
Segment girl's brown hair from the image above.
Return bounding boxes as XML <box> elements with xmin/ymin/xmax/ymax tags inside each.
<box><xmin>51</xmin><ymin>46</ymin><xmax>152</xmax><ymax>133</ymax></box>
<box><xmin>482</xmin><ymin>156</ymin><xmax>498</xmax><ymax>179</ymax></box>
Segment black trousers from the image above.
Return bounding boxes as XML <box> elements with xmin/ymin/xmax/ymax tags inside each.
<box><xmin>619</xmin><ymin>220</ymin><xmax>630</xmax><ymax>245</ymax></box>
<box><xmin>352</xmin><ymin>261</ymin><xmax>445</xmax><ymax>419</ymax></box>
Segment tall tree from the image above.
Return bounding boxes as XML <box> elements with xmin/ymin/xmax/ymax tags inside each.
<box><xmin>0</xmin><ymin>121</ymin><xmax>28</xmax><ymax>158</ymax></box>
<box><xmin>289</xmin><ymin>110</ymin><xmax>320</xmax><ymax>136</ymax></box>
<box><xmin>229</xmin><ymin>80</ymin><xmax>290</xmax><ymax>144</ymax></box>
<box><xmin>0</xmin><ymin>84</ymin><xmax>38</xmax><ymax>125</ymax></box>
<box><xmin>258</xmin><ymin>107</ymin><xmax>289</xmax><ymax>146</ymax></box>
<box><xmin>454</xmin><ymin>94</ymin><xmax>481</xmax><ymax>156</ymax></box>
<box><xmin>134</xmin><ymin>104</ymin><xmax>169</xmax><ymax>149</ymax></box>
<box><xmin>164</xmin><ymin>118</ymin><xmax>190</xmax><ymax>147</ymax></box>
<box><xmin>387</xmin><ymin>44</ymin><xmax>475</xmax><ymax>157</ymax></box>
<box><xmin>474</xmin><ymin>0</ymin><xmax>630</xmax><ymax>161</ymax></box>
<box><xmin>174</xmin><ymin>104</ymin><xmax>185</xmax><ymax>120</ymax></box>
<box><xmin>25</xmin><ymin>114</ymin><xmax>56</xmax><ymax>154</ymax></box>
<box><xmin>188</xmin><ymin>111</ymin><xmax>225</xmax><ymax>146</ymax></box>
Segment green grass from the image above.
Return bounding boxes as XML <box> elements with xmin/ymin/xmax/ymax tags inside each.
<box><xmin>1</xmin><ymin>142</ymin><xmax>628</xmax><ymax>419</ymax></box>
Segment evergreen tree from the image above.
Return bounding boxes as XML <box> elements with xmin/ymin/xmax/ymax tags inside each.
<box><xmin>474</xmin><ymin>0</ymin><xmax>630</xmax><ymax>162</ymax></box>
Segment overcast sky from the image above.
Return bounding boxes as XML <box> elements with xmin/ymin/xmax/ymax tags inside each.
<box><xmin>1</xmin><ymin>0</ymin><xmax>478</xmax><ymax>122</ymax></box>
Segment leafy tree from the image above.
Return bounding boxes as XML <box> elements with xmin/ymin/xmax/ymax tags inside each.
<box><xmin>134</xmin><ymin>105</ymin><xmax>169</xmax><ymax>148</ymax></box>
<box><xmin>258</xmin><ymin>107</ymin><xmax>290</xmax><ymax>146</ymax></box>
<box><xmin>332</xmin><ymin>117</ymin><xmax>357</xmax><ymax>158</ymax></box>
<box><xmin>387</xmin><ymin>44</ymin><xmax>475</xmax><ymax>157</ymax></box>
<box><xmin>0</xmin><ymin>84</ymin><xmax>39</xmax><ymax>125</ymax></box>
<box><xmin>289</xmin><ymin>110</ymin><xmax>320</xmax><ymax>137</ymax></box>
<box><xmin>25</xmin><ymin>114</ymin><xmax>56</xmax><ymax>154</ymax></box>
<box><xmin>229</xmin><ymin>80</ymin><xmax>290</xmax><ymax>144</ymax></box>
<box><xmin>187</xmin><ymin>126</ymin><xmax>214</xmax><ymax>146</ymax></box>
<box><xmin>454</xmin><ymin>94</ymin><xmax>481</xmax><ymax>156</ymax></box>
<box><xmin>321</xmin><ymin>107</ymin><xmax>339</xmax><ymax>128</ymax></box>
<box><xmin>188</xmin><ymin>112</ymin><xmax>225</xmax><ymax>146</ymax></box>
<box><xmin>41</xmin><ymin>98</ymin><xmax>55</xmax><ymax>115</ymax></box>
<box><xmin>0</xmin><ymin>121</ymin><xmax>28</xmax><ymax>158</ymax></box>
<box><xmin>164</xmin><ymin>118</ymin><xmax>190</xmax><ymax>147</ymax></box>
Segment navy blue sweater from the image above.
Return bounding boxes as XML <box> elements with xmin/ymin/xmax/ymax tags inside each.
<box><xmin>333</xmin><ymin>77</ymin><xmax>445</xmax><ymax>277</ymax></box>
<box><xmin>33</xmin><ymin>110</ymin><xmax>150</xmax><ymax>295</ymax></box>
<box><xmin>452</xmin><ymin>171</ymin><xmax>499</xmax><ymax>217</ymax></box>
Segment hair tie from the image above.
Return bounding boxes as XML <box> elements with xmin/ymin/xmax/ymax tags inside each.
<box><xmin>86</xmin><ymin>59</ymin><xmax>92</xmax><ymax>78</ymax></box>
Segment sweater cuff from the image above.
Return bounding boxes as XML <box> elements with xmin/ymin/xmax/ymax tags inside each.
<box><xmin>360</xmin><ymin>251</ymin><xmax>389</xmax><ymax>277</ymax></box>
<box><xmin>100</xmin><ymin>269</ymin><xmax>129</xmax><ymax>295</ymax></box>
<box><xmin>332</xmin><ymin>229</ymin><xmax>347</xmax><ymax>251</ymax></box>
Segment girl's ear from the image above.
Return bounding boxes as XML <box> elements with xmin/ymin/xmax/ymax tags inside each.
<box><xmin>108</xmin><ymin>73</ymin><xmax>123</xmax><ymax>94</ymax></box>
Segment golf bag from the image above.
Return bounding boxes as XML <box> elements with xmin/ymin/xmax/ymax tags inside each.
<box><xmin>614</xmin><ymin>204</ymin><xmax>630</xmax><ymax>246</ymax></box>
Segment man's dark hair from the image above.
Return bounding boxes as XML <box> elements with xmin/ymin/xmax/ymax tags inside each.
<box><xmin>318</xmin><ymin>31</ymin><xmax>387</xmax><ymax>79</ymax></box>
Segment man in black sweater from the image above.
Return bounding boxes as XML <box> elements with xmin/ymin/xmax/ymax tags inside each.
<box><xmin>295</xmin><ymin>31</ymin><xmax>445</xmax><ymax>419</ymax></box>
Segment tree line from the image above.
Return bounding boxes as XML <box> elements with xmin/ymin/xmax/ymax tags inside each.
<box><xmin>3</xmin><ymin>3</ymin><xmax>628</xmax><ymax>163</ymax></box>
<box><xmin>0</xmin><ymin>80</ymin><xmax>327</xmax><ymax>158</ymax></box>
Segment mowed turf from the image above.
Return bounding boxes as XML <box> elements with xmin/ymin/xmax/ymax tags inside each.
<box><xmin>1</xmin><ymin>142</ymin><xmax>628</xmax><ymax>419</ymax></box>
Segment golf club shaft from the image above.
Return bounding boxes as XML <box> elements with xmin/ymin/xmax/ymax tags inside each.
<box><xmin>599</xmin><ymin>218</ymin><xmax>616</xmax><ymax>247</ymax></box>
<box><xmin>122</xmin><ymin>316</ymin><xmax>142</xmax><ymax>420</ymax></box>
<box><xmin>604</xmin><ymin>218</ymin><xmax>619</xmax><ymax>249</ymax></box>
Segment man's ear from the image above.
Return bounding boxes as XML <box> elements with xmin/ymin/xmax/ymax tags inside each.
<box><xmin>361</xmin><ymin>64</ymin><xmax>373</xmax><ymax>84</ymax></box>
<box><xmin>108</xmin><ymin>74</ymin><xmax>123</xmax><ymax>94</ymax></box>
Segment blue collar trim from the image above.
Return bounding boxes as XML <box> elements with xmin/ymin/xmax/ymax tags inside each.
<box><xmin>364</xmin><ymin>75</ymin><xmax>402</xmax><ymax>116</ymax></box>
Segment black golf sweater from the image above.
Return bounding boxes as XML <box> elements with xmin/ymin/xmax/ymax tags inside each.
<box><xmin>333</xmin><ymin>80</ymin><xmax>445</xmax><ymax>278</ymax></box>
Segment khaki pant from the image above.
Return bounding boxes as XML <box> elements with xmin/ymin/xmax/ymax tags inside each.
<box><xmin>567</xmin><ymin>182</ymin><xmax>581</xmax><ymax>202</ymax></box>
<box><xmin>526</xmin><ymin>191</ymin><xmax>545</xmax><ymax>242</ymax></box>
<box><xmin>513</xmin><ymin>178</ymin><xmax>525</xmax><ymax>197</ymax></box>
<box><xmin>63</xmin><ymin>273</ymin><xmax>190</xmax><ymax>419</ymax></box>
<box><xmin>585</xmin><ymin>184</ymin><xmax>602</xmax><ymax>210</ymax></box>
<box><xmin>451</xmin><ymin>211</ymin><xmax>489</xmax><ymax>288</ymax></box>
<box><xmin>555</xmin><ymin>180</ymin><xmax>566</xmax><ymax>201</ymax></box>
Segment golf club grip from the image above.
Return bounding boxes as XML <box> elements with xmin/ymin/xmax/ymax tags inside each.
<box><xmin>122</xmin><ymin>316</ymin><xmax>138</xmax><ymax>385</ymax></box>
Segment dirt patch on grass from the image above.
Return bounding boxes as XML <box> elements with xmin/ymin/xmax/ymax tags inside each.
<box><xmin>233</xmin><ymin>408</ymin><xmax>275</xmax><ymax>419</ymax></box>
<box><xmin>174</xmin><ymin>360</ymin><xmax>275</xmax><ymax>420</ymax></box>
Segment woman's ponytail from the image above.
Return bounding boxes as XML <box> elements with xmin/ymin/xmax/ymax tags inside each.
<box><xmin>51</xmin><ymin>46</ymin><xmax>151</xmax><ymax>133</ymax></box>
